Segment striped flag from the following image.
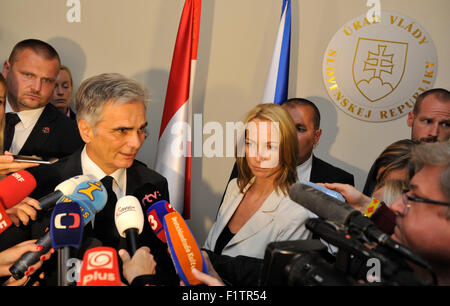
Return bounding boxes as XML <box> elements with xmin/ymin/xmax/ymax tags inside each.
<box><xmin>262</xmin><ymin>0</ymin><xmax>291</xmax><ymax>104</ymax></box>
<box><xmin>155</xmin><ymin>0</ymin><xmax>201</xmax><ymax>219</ymax></box>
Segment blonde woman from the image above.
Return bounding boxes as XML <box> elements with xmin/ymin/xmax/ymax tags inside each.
<box><xmin>204</xmin><ymin>104</ymin><xmax>311</xmax><ymax>259</ymax></box>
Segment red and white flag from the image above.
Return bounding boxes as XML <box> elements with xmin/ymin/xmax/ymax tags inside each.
<box><xmin>155</xmin><ymin>0</ymin><xmax>201</xmax><ymax>219</ymax></box>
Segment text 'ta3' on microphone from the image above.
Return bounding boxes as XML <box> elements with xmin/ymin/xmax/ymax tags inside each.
<box><xmin>114</xmin><ymin>196</ymin><xmax>144</xmax><ymax>256</ymax></box>
<box><xmin>288</xmin><ymin>182</ymin><xmax>433</xmax><ymax>272</ymax></box>
<box><xmin>146</xmin><ymin>200</ymin><xmax>176</xmax><ymax>243</ymax></box>
<box><xmin>9</xmin><ymin>194</ymin><xmax>96</xmax><ymax>280</ymax></box>
<box><xmin>77</xmin><ymin>246</ymin><xmax>122</xmax><ymax>286</ymax></box>
<box><xmin>163</xmin><ymin>211</ymin><xmax>208</xmax><ymax>286</ymax></box>
<box><xmin>38</xmin><ymin>174</ymin><xmax>96</xmax><ymax>211</ymax></box>
<box><xmin>50</xmin><ymin>201</ymin><xmax>84</xmax><ymax>286</ymax></box>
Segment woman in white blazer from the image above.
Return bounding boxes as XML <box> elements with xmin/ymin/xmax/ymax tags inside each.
<box><xmin>204</xmin><ymin>104</ymin><xmax>311</xmax><ymax>259</ymax></box>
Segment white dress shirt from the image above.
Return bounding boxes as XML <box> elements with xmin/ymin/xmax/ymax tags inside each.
<box><xmin>5</xmin><ymin>100</ymin><xmax>45</xmax><ymax>154</ymax></box>
<box><xmin>296</xmin><ymin>154</ymin><xmax>313</xmax><ymax>182</ymax></box>
<box><xmin>80</xmin><ymin>146</ymin><xmax>127</xmax><ymax>228</ymax></box>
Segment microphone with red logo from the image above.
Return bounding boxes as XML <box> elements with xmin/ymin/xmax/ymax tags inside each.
<box><xmin>77</xmin><ymin>246</ymin><xmax>122</xmax><ymax>286</ymax></box>
<box><xmin>114</xmin><ymin>196</ymin><xmax>144</xmax><ymax>256</ymax></box>
<box><xmin>50</xmin><ymin>201</ymin><xmax>84</xmax><ymax>286</ymax></box>
<box><xmin>9</xmin><ymin>181</ymin><xmax>107</xmax><ymax>280</ymax></box>
<box><xmin>0</xmin><ymin>170</ymin><xmax>37</xmax><ymax>234</ymax></box>
<box><xmin>146</xmin><ymin>200</ymin><xmax>176</xmax><ymax>243</ymax></box>
<box><xmin>163</xmin><ymin>211</ymin><xmax>208</xmax><ymax>286</ymax></box>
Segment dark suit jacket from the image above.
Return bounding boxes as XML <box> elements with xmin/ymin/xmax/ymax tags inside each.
<box><xmin>310</xmin><ymin>155</ymin><xmax>355</xmax><ymax>186</ymax></box>
<box><xmin>13</xmin><ymin>104</ymin><xmax>83</xmax><ymax>159</ymax></box>
<box><xmin>1</xmin><ymin>148</ymin><xmax>177</xmax><ymax>285</ymax></box>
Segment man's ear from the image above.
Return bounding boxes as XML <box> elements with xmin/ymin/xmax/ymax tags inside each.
<box><xmin>313</xmin><ymin>128</ymin><xmax>322</xmax><ymax>146</ymax></box>
<box><xmin>77</xmin><ymin>119</ymin><xmax>93</xmax><ymax>144</ymax></box>
<box><xmin>2</xmin><ymin>61</ymin><xmax>11</xmax><ymax>78</ymax></box>
<box><xmin>407</xmin><ymin>111</ymin><xmax>414</xmax><ymax>127</ymax></box>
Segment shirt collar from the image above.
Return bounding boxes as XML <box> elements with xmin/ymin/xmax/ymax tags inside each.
<box><xmin>80</xmin><ymin>145</ymin><xmax>127</xmax><ymax>197</ymax></box>
<box><xmin>6</xmin><ymin>99</ymin><xmax>45</xmax><ymax>129</ymax></box>
<box><xmin>296</xmin><ymin>154</ymin><xmax>313</xmax><ymax>182</ymax></box>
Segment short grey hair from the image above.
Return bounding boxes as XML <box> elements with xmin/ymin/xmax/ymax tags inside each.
<box><xmin>411</xmin><ymin>141</ymin><xmax>450</xmax><ymax>217</ymax></box>
<box><xmin>75</xmin><ymin>73</ymin><xmax>150</xmax><ymax>126</ymax></box>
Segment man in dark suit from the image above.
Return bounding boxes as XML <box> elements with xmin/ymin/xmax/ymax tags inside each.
<box><xmin>1</xmin><ymin>73</ymin><xmax>177</xmax><ymax>285</ymax></box>
<box><xmin>1</xmin><ymin>39</ymin><xmax>83</xmax><ymax>161</ymax></box>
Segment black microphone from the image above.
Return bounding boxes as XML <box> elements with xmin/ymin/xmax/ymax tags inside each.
<box><xmin>288</xmin><ymin>182</ymin><xmax>433</xmax><ymax>271</ymax></box>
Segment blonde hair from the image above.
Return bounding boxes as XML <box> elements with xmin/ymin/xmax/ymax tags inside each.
<box><xmin>236</xmin><ymin>104</ymin><xmax>298</xmax><ymax>195</ymax></box>
<box><xmin>373</xmin><ymin>179</ymin><xmax>409</xmax><ymax>207</ymax></box>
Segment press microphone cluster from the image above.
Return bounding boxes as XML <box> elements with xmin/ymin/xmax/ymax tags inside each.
<box><xmin>9</xmin><ymin>179</ymin><xmax>108</xmax><ymax>280</ymax></box>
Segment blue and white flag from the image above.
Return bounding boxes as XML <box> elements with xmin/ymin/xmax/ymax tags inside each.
<box><xmin>262</xmin><ymin>0</ymin><xmax>291</xmax><ymax>105</ymax></box>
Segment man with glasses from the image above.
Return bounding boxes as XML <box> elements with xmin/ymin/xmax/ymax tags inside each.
<box><xmin>323</xmin><ymin>141</ymin><xmax>450</xmax><ymax>285</ymax></box>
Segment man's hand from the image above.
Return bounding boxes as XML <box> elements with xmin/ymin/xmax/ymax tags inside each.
<box><xmin>320</xmin><ymin>183</ymin><xmax>372</xmax><ymax>211</ymax></box>
<box><xmin>119</xmin><ymin>247</ymin><xmax>156</xmax><ymax>284</ymax></box>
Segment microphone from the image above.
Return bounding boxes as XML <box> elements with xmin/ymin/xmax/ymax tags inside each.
<box><xmin>0</xmin><ymin>170</ymin><xmax>37</xmax><ymax>209</ymax></box>
<box><xmin>9</xmin><ymin>191</ymin><xmax>105</xmax><ymax>280</ymax></box>
<box><xmin>288</xmin><ymin>182</ymin><xmax>433</xmax><ymax>271</ymax></box>
<box><xmin>38</xmin><ymin>174</ymin><xmax>95</xmax><ymax>211</ymax></box>
<box><xmin>0</xmin><ymin>204</ymin><xmax>13</xmax><ymax>234</ymax></box>
<box><xmin>146</xmin><ymin>200</ymin><xmax>176</xmax><ymax>243</ymax></box>
<box><xmin>50</xmin><ymin>201</ymin><xmax>84</xmax><ymax>286</ymax></box>
<box><xmin>133</xmin><ymin>183</ymin><xmax>168</xmax><ymax>211</ymax></box>
<box><xmin>114</xmin><ymin>196</ymin><xmax>144</xmax><ymax>256</ymax></box>
<box><xmin>163</xmin><ymin>211</ymin><xmax>208</xmax><ymax>286</ymax></box>
<box><xmin>77</xmin><ymin>246</ymin><xmax>122</xmax><ymax>286</ymax></box>
<box><xmin>71</xmin><ymin>180</ymin><xmax>108</xmax><ymax>214</ymax></box>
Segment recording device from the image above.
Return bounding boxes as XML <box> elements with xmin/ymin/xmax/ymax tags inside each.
<box><xmin>0</xmin><ymin>170</ymin><xmax>37</xmax><ymax>208</ymax></box>
<box><xmin>288</xmin><ymin>182</ymin><xmax>432</xmax><ymax>271</ymax></box>
<box><xmin>50</xmin><ymin>201</ymin><xmax>84</xmax><ymax>286</ymax></box>
<box><xmin>163</xmin><ymin>211</ymin><xmax>208</xmax><ymax>286</ymax></box>
<box><xmin>146</xmin><ymin>200</ymin><xmax>176</xmax><ymax>243</ymax></box>
<box><xmin>9</xmin><ymin>181</ymin><xmax>107</xmax><ymax>280</ymax></box>
<box><xmin>77</xmin><ymin>246</ymin><xmax>122</xmax><ymax>286</ymax></box>
<box><xmin>0</xmin><ymin>170</ymin><xmax>37</xmax><ymax>234</ymax></box>
<box><xmin>13</xmin><ymin>155</ymin><xmax>58</xmax><ymax>164</ymax></box>
<box><xmin>38</xmin><ymin>175</ymin><xmax>95</xmax><ymax>211</ymax></box>
<box><xmin>114</xmin><ymin>196</ymin><xmax>144</xmax><ymax>256</ymax></box>
<box><xmin>272</xmin><ymin>182</ymin><xmax>436</xmax><ymax>285</ymax></box>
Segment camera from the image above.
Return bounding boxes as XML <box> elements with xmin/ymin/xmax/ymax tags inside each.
<box><xmin>261</xmin><ymin>218</ymin><xmax>430</xmax><ymax>286</ymax></box>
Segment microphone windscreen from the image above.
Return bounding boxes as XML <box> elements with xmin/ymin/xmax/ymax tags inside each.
<box><xmin>163</xmin><ymin>211</ymin><xmax>208</xmax><ymax>286</ymax></box>
<box><xmin>71</xmin><ymin>180</ymin><xmax>107</xmax><ymax>213</ymax></box>
<box><xmin>114</xmin><ymin>196</ymin><xmax>144</xmax><ymax>237</ymax></box>
<box><xmin>146</xmin><ymin>200</ymin><xmax>176</xmax><ymax>242</ymax></box>
<box><xmin>288</xmin><ymin>182</ymin><xmax>358</xmax><ymax>225</ymax></box>
<box><xmin>0</xmin><ymin>170</ymin><xmax>37</xmax><ymax>209</ymax></box>
<box><xmin>133</xmin><ymin>183</ymin><xmax>168</xmax><ymax>210</ymax></box>
<box><xmin>54</xmin><ymin>174</ymin><xmax>95</xmax><ymax>195</ymax></box>
<box><xmin>0</xmin><ymin>204</ymin><xmax>13</xmax><ymax>234</ymax></box>
<box><xmin>57</xmin><ymin>195</ymin><xmax>95</xmax><ymax>225</ymax></box>
<box><xmin>301</xmin><ymin>181</ymin><xmax>346</xmax><ymax>202</ymax></box>
<box><xmin>77</xmin><ymin>247</ymin><xmax>121</xmax><ymax>286</ymax></box>
<box><xmin>50</xmin><ymin>200</ymin><xmax>84</xmax><ymax>249</ymax></box>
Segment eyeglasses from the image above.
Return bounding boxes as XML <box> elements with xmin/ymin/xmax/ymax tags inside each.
<box><xmin>401</xmin><ymin>189</ymin><xmax>450</xmax><ymax>215</ymax></box>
